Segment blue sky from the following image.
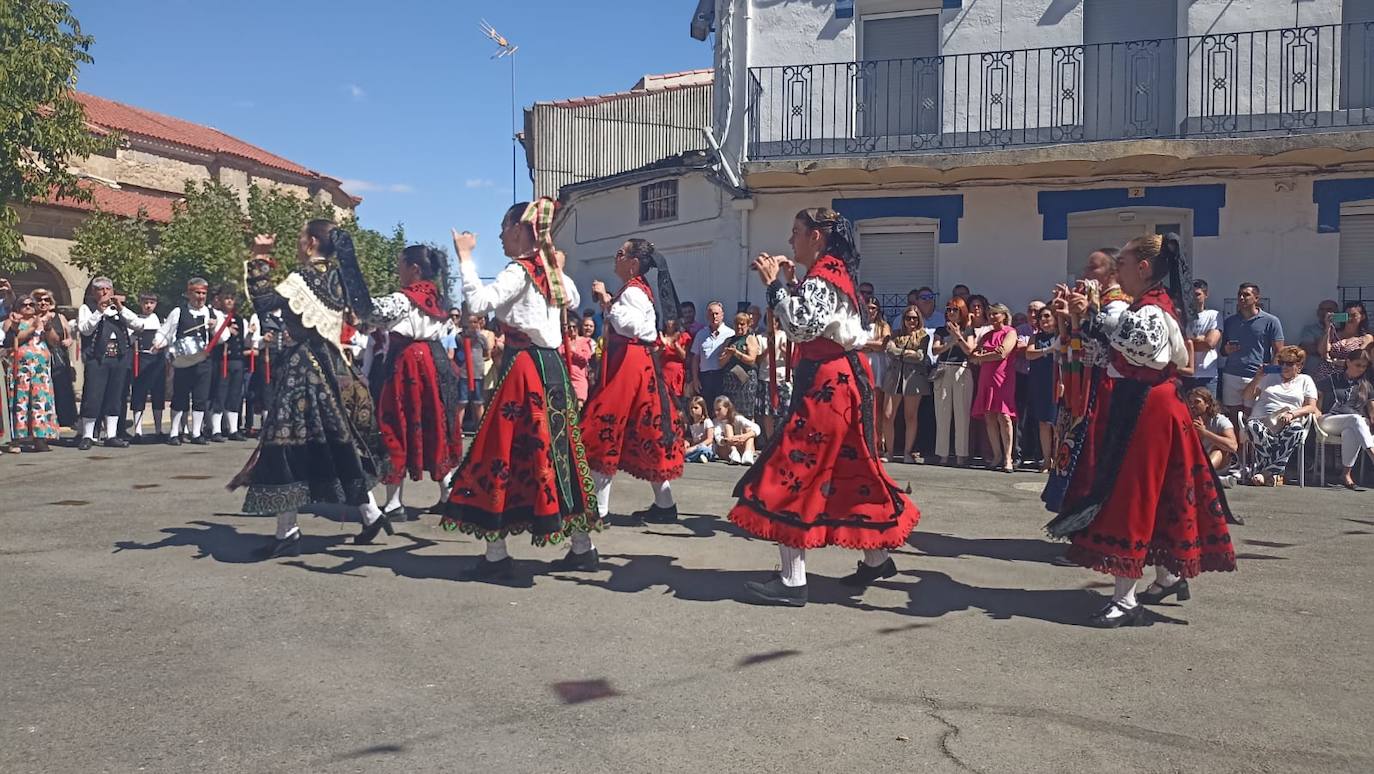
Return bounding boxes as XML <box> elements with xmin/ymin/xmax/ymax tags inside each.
<box><xmin>68</xmin><ymin>1</ymin><xmax>710</xmax><ymax>275</ymax></box>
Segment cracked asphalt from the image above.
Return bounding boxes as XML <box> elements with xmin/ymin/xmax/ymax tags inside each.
<box><xmin>1</xmin><ymin>442</ymin><xmax>1370</xmax><ymax>773</ymax></box>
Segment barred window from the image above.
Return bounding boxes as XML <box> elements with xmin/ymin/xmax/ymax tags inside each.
<box><xmin>639</xmin><ymin>180</ymin><xmax>679</xmax><ymax>224</ymax></box>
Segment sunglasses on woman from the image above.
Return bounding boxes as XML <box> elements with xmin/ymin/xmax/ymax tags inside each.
<box><xmin>904</xmin><ymin>315</ymin><xmax>920</xmax><ymax>321</ymax></box>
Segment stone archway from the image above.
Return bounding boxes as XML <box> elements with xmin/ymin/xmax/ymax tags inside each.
<box><xmin>10</xmin><ymin>254</ymin><xmax>70</xmax><ymax>306</ymax></box>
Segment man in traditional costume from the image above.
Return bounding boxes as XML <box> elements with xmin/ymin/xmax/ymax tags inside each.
<box><xmin>152</xmin><ymin>278</ymin><xmax>227</xmax><ymax>446</ymax></box>
<box><xmin>228</xmin><ymin>221</ymin><xmax>386</xmax><ymax>559</ymax></box>
<box><xmin>207</xmin><ymin>283</ymin><xmax>249</xmax><ymax>442</ymax></box>
<box><xmin>730</xmin><ymin>209</ymin><xmax>922</xmax><ymax>607</ymax></box>
<box><xmin>441</xmin><ymin>198</ymin><xmax>598</xmax><ymax>580</ymax></box>
<box><xmin>579</xmin><ymin>238</ymin><xmax>685</xmax><ymax>540</ymax></box>
<box><xmin>76</xmin><ymin>277</ymin><xmax>139</xmax><ymax>450</ymax></box>
<box><xmin>128</xmin><ymin>292</ymin><xmax>168</xmax><ymax>443</ymax></box>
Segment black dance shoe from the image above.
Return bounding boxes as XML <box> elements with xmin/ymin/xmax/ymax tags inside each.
<box><xmin>1137</xmin><ymin>578</ymin><xmax>1190</xmax><ymax>605</ymax></box>
<box><xmin>209</xmin><ymin>434</ymin><xmax>226</xmax><ymax>443</ymax></box>
<box><xmin>636</xmin><ymin>503</ymin><xmax>679</xmax><ymax>524</ymax></box>
<box><xmin>743</xmin><ymin>574</ymin><xmax>808</xmax><ymax>607</ymax></box>
<box><xmin>104</xmin><ymin>438</ymin><xmax>129</xmax><ymax>449</ymax></box>
<box><xmin>1088</xmin><ymin>601</ymin><xmax>1148</xmax><ymax>628</ymax></box>
<box><xmin>353</xmin><ymin>510</ymin><xmax>396</xmax><ymax>545</ymax></box>
<box><xmin>839</xmin><ymin>557</ymin><xmax>897</xmax><ymax>588</ymax></box>
<box><xmin>255</xmin><ymin>533</ymin><xmax>301</xmax><ymax>560</ymax></box>
<box><xmin>190</xmin><ymin>435</ymin><xmax>209</xmax><ymax>446</ymax></box>
<box><xmin>77</xmin><ymin>437</ymin><xmax>93</xmax><ymax>451</ymax></box>
<box><xmin>166</xmin><ymin>435</ymin><xmax>182</xmax><ymax>446</ymax></box>
<box><xmin>463</xmin><ymin>556</ymin><xmax>515</xmax><ymax>581</ymax></box>
<box><xmin>226</xmin><ymin>432</ymin><xmax>246</xmax><ymax>442</ymax></box>
<box><xmin>550</xmin><ymin>548</ymin><xmax>599</xmax><ymax>572</ymax></box>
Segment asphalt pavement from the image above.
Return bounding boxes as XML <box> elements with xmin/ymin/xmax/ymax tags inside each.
<box><xmin>1</xmin><ymin>441</ymin><xmax>1370</xmax><ymax>773</ymax></box>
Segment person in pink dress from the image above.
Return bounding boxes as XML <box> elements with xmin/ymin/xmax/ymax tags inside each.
<box><xmin>561</xmin><ymin>318</ymin><xmax>595</xmax><ymax>404</ymax></box>
<box><xmin>966</xmin><ymin>303</ymin><xmax>1018</xmax><ymax>472</ymax></box>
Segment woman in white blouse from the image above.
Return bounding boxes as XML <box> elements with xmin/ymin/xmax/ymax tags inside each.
<box><xmin>1241</xmin><ymin>346</ymin><xmax>1320</xmax><ymax>486</ymax></box>
<box><xmin>1046</xmin><ymin>234</ymin><xmax>1236</xmax><ymax>628</ymax></box>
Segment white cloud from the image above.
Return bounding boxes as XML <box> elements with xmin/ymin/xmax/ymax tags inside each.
<box><xmin>465</xmin><ymin>178</ymin><xmax>495</xmax><ymax>189</ymax></box>
<box><xmin>339</xmin><ymin>179</ymin><xmax>413</xmax><ymax>194</ymax></box>
<box><xmin>347</xmin><ymin>83</ymin><xmax>366</xmax><ymax>101</ymax></box>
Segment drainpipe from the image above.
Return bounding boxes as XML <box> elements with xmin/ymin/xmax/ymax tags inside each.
<box><xmin>733</xmin><ymin>196</ymin><xmax>756</xmax><ymax>305</ymax></box>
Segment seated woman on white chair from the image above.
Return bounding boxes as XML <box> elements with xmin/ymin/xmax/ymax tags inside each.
<box><xmin>1187</xmin><ymin>386</ymin><xmax>1238</xmax><ymax>486</ymax></box>
<box><xmin>1317</xmin><ymin>349</ymin><xmax>1374</xmax><ymax>490</ymax></box>
<box><xmin>1241</xmin><ymin>345</ymin><xmax>1320</xmax><ymax>487</ymax></box>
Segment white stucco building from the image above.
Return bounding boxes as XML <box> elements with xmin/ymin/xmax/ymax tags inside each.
<box><xmin>545</xmin><ymin>0</ymin><xmax>1374</xmax><ymax>331</ymax></box>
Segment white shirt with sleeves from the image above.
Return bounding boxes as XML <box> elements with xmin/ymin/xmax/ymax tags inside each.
<box><xmin>460</xmin><ymin>258</ymin><xmax>579</xmax><ymax>349</ymax></box>
<box><xmin>606</xmin><ymin>283</ymin><xmax>657</xmax><ymax>343</ymax></box>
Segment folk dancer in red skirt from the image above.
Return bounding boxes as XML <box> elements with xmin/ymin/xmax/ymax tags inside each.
<box><xmin>730</xmin><ymin>208</ymin><xmax>922</xmax><ymax>607</ymax></box>
<box><xmin>442</xmin><ymin>199</ymin><xmax>598</xmax><ymax>581</ymax></box>
<box><xmin>1042</xmin><ymin>248</ymin><xmax>1131</xmax><ymax>514</ymax></box>
<box><xmin>580</xmin><ymin>239</ymin><xmax>686</xmax><ymax>542</ymax></box>
<box><xmin>370</xmin><ymin>245</ymin><xmax>464</xmax><ymax>522</ymax></box>
<box><xmin>228</xmin><ymin>222</ymin><xmax>387</xmax><ymax>559</ymax></box>
<box><xmin>1046</xmin><ymin>234</ymin><xmax>1237</xmax><ymax>628</ymax></box>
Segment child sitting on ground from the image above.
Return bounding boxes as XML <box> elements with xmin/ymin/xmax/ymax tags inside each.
<box><xmin>684</xmin><ymin>396</ymin><xmax>716</xmax><ymax>463</ymax></box>
<box><xmin>712</xmin><ymin>395</ymin><xmax>759</xmax><ymax>465</ymax></box>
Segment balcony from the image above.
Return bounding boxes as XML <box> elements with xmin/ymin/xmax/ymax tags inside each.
<box><xmin>746</xmin><ymin>23</ymin><xmax>1374</xmax><ymax>161</ymax></box>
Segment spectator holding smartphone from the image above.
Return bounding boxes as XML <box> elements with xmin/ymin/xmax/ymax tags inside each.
<box><xmin>1220</xmin><ymin>283</ymin><xmax>1284</xmax><ymax>427</ymax></box>
<box><xmin>1317</xmin><ymin>302</ymin><xmax>1372</xmax><ymax>378</ymax></box>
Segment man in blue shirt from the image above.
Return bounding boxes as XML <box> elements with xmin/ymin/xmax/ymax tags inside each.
<box><xmin>1220</xmin><ymin>282</ymin><xmax>1285</xmax><ymax>418</ymax></box>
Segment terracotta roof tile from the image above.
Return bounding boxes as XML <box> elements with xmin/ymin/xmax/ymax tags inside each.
<box><xmin>43</xmin><ymin>182</ymin><xmax>180</xmax><ymax>223</ymax></box>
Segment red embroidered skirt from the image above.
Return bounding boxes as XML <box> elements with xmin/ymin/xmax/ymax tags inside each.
<box><xmin>377</xmin><ymin>340</ymin><xmax>463</xmax><ymax>485</ymax></box>
<box><xmin>730</xmin><ymin>351</ymin><xmax>921</xmax><ymax>550</ymax></box>
<box><xmin>580</xmin><ymin>342</ymin><xmax>684</xmax><ymax>482</ymax></box>
<box><xmin>1065</xmin><ymin>379</ymin><xmax>1236</xmax><ymax>578</ymax></box>
<box><xmin>441</xmin><ymin>346</ymin><xmax>598</xmax><ymax>545</ymax></box>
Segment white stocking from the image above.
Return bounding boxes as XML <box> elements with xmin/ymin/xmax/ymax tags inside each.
<box><xmin>591</xmin><ymin>470</ymin><xmax>613</xmax><ymax>519</ymax></box>
<box><xmin>862</xmin><ymin>549</ymin><xmax>890</xmax><ymax>568</ymax></box>
<box><xmin>359</xmin><ymin>491</ymin><xmax>381</xmax><ymax>525</ymax></box>
<box><xmin>484</xmin><ymin>538</ymin><xmax>509</xmax><ymax>562</ymax></box>
<box><xmin>570</xmin><ymin>530</ymin><xmax>595</xmax><ymax>555</ymax></box>
<box><xmin>1154</xmin><ymin>566</ymin><xmax>1181</xmax><ymax>588</ymax></box>
<box><xmin>191</xmin><ymin>410</ymin><xmax>205</xmax><ymax>438</ymax></box>
<box><xmin>226</xmin><ymin>411</ymin><xmax>240</xmax><ymax>434</ymax></box>
<box><xmin>385</xmin><ymin>482</ymin><xmax>404</xmax><ymax>512</ymax></box>
<box><xmin>1112</xmin><ymin>576</ymin><xmax>1138</xmax><ymax>609</ymax></box>
<box><xmin>104</xmin><ymin>416</ymin><xmax>119</xmax><ymax>439</ymax></box>
<box><xmin>171</xmin><ymin>410</ymin><xmax>185</xmax><ymax>437</ymax></box>
<box><xmin>131</xmin><ymin>409</ymin><xmax>146</xmax><ymax>436</ymax></box>
<box><xmin>778</xmin><ymin>546</ymin><xmax>807</xmax><ymax>587</ymax></box>
<box><xmin>650</xmin><ymin>479</ymin><xmax>674</xmax><ymax>508</ymax></box>
<box><xmin>82</xmin><ymin>418</ymin><xmax>96</xmax><ymax>440</ymax></box>
<box><xmin>275</xmin><ymin>511</ymin><xmax>300</xmax><ymax>540</ymax></box>
<box><xmin>210</xmin><ymin>411</ymin><xmax>223</xmax><ymax>436</ymax></box>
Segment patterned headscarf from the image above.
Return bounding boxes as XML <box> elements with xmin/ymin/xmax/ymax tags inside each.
<box><xmin>520</xmin><ymin>197</ymin><xmax>565</xmax><ymax>307</ymax></box>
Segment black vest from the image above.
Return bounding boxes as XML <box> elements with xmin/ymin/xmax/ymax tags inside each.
<box><xmin>136</xmin><ymin>315</ymin><xmax>160</xmax><ymax>352</ymax></box>
<box><xmin>175</xmin><ymin>304</ymin><xmax>212</xmax><ymax>344</ymax></box>
<box><xmin>80</xmin><ymin>306</ymin><xmax>130</xmax><ymax>363</ymax></box>
<box><xmin>215</xmin><ymin>315</ymin><xmax>246</xmax><ymax>361</ymax></box>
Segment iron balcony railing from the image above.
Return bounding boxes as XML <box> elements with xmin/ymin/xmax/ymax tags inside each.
<box><xmin>747</xmin><ymin>23</ymin><xmax>1374</xmax><ymax>160</ymax></box>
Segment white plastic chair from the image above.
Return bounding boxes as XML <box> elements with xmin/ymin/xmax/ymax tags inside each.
<box><xmin>1314</xmin><ymin>417</ymin><xmax>1370</xmax><ymax>487</ymax></box>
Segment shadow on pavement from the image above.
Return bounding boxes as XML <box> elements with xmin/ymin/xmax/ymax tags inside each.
<box><xmin>111</xmin><ymin>520</ymin><xmax>348</xmax><ymax>564</ymax></box>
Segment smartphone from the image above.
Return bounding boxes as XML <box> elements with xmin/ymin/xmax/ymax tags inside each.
<box><xmin>1262</xmin><ymin>364</ymin><xmax>1282</xmax><ymax>374</ymax></box>
<box><xmin>1331</xmin><ymin>312</ymin><xmax>1350</xmax><ymax>324</ymax></box>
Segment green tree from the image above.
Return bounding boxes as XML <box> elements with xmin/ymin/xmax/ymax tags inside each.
<box><xmin>246</xmin><ymin>184</ymin><xmax>334</xmax><ymax>270</ymax></box>
<box><xmin>342</xmin><ymin>215</ymin><xmax>406</xmax><ymax>298</ymax></box>
<box><xmin>68</xmin><ymin>208</ymin><xmax>156</xmax><ymax>297</ymax></box>
<box><xmin>155</xmin><ymin>180</ymin><xmax>246</xmax><ymax>301</ymax></box>
<box><xmin>0</xmin><ymin>0</ymin><xmax>117</xmax><ymax>273</ymax></box>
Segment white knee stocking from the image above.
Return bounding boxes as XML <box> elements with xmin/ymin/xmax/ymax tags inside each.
<box><xmin>778</xmin><ymin>546</ymin><xmax>807</xmax><ymax>587</ymax></box>
<box><xmin>210</xmin><ymin>411</ymin><xmax>222</xmax><ymax>436</ymax></box>
<box><xmin>862</xmin><ymin>549</ymin><xmax>890</xmax><ymax>567</ymax></box>
<box><xmin>170</xmin><ymin>410</ymin><xmax>185</xmax><ymax>437</ymax></box>
<box><xmin>82</xmin><ymin>418</ymin><xmax>96</xmax><ymax>440</ymax></box>
<box><xmin>591</xmin><ymin>471</ymin><xmax>613</xmax><ymax>519</ymax></box>
<box><xmin>131</xmin><ymin>409</ymin><xmax>146</xmax><ymax>436</ymax></box>
<box><xmin>275</xmin><ymin>511</ymin><xmax>300</xmax><ymax>540</ymax></box>
<box><xmin>484</xmin><ymin>538</ymin><xmax>509</xmax><ymax>562</ymax></box>
<box><xmin>226</xmin><ymin>412</ymin><xmax>239</xmax><ymax>434</ymax></box>
<box><xmin>191</xmin><ymin>410</ymin><xmax>205</xmax><ymax>437</ymax></box>
<box><xmin>104</xmin><ymin>416</ymin><xmax>119</xmax><ymax>439</ymax></box>
<box><xmin>650</xmin><ymin>479</ymin><xmax>674</xmax><ymax>508</ymax></box>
